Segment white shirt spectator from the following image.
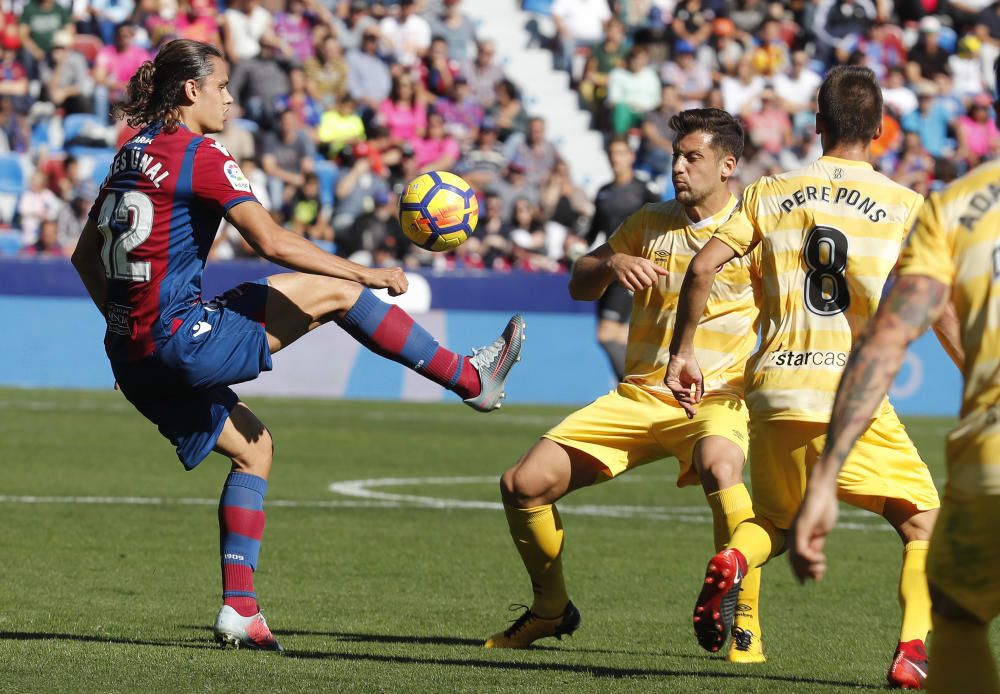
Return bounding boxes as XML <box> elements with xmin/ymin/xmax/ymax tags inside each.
<box><xmin>882</xmin><ymin>85</ymin><xmax>918</xmax><ymax>117</ymax></box>
<box><xmin>551</xmin><ymin>0</ymin><xmax>611</xmax><ymax>43</ymax></box>
<box><xmin>380</xmin><ymin>12</ymin><xmax>432</xmax><ymax>66</ymax></box>
<box><xmin>949</xmin><ymin>53</ymin><xmax>985</xmax><ymax>100</ymax></box>
<box><xmin>773</xmin><ymin>67</ymin><xmax>822</xmax><ymax>112</ymax></box>
<box><xmin>225</xmin><ymin>4</ymin><xmax>273</xmax><ymax>61</ymax></box>
<box><xmin>720</xmin><ymin>73</ymin><xmax>764</xmax><ymax>115</ymax></box>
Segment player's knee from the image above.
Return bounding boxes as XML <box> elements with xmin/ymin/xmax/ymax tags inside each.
<box><xmin>502</xmin><ymin>460</ymin><xmax>561</xmax><ymax>507</ymax></box>
<box><xmin>885</xmin><ymin>500</ymin><xmax>937</xmax><ymax>542</ymax></box>
<box><xmin>322</xmin><ymin>276</ymin><xmax>364</xmax><ymax>317</ymax></box>
<box><xmin>693</xmin><ymin>438</ymin><xmax>745</xmax><ymax>491</ymax></box>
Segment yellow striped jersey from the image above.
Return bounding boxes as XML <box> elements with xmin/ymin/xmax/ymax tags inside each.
<box><xmin>897</xmin><ymin>160</ymin><xmax>1000</xmax><ymax>489</ymax></box>
<box><xmin>608</xmin><ymin>194</ymin><xmax>758</xmax><ymax>400</ymax></box>
<box><xmin>714</xmin><ymin>156</ymin><xmax>924</xmax><ymax>421</ymax></box>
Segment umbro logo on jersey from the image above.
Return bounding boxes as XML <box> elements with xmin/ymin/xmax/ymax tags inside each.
<box><xmin>654</xmin><ymin>250</ymin><xmax>670</xmax><ymax>258</ymax></box>
<box><xmin>193</xmin><ymin>321</ymin><xmax>213</xmax><ymax>337</ymax></box>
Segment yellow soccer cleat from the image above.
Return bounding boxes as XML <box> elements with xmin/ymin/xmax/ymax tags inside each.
<box><xmin>484</xmin><ymin>602</ymin><xmax>581</xmax><ymax>648</ymax></box>
<box><xmin>727</xmin><ymin>625</ymin><xmax>766</xmax><ymax>663</ymax></box>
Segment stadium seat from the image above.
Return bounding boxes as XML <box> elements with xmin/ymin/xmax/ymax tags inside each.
<box><xmin>63</xmin><ymin>113</ymin><xmax>107</xmax><ymax>148</ymax></box>
<box><xmin>0</xmin><ymin>154</ymin><xmax>25</xmax><ymax>194</ymax></box>
<box><xmin>70</xmin><ymin>147</ymin><xmax>117</xmax><ymax>186</ymax></box>
<box><xmin>0</xmin><ymin>229</ymin><xmax>21</xmax><ymax>255</ymax></box>
<box><xmin>231</xmin><ymin>117</ymin><xmax>259</xmax><ymax>133</ymax></box>
<box><xmin>314</xmin><ymin>159</ymin><xmax>338</xmax><ymax>209</ymax></box>
<box><xmin>73</xmin><ymin>34</ymin><xmax>104</xmax><ymax>65</ymax></box>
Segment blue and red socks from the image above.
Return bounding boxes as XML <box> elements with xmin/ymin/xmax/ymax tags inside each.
<box><xmin>340</xmin><ymin>288</ymin><xmax>482</xmax><ymax>399</ymax></box>
<box><xmin>219</xmin><ymin>471</ymin><xmax>267</xmax><ymax>617</ymax></box>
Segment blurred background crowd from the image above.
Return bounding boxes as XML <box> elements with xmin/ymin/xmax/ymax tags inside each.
<box><xmin>0</xmin><ymin>0</ymin><xmax>999</xmax><ymax>270</ymax></box>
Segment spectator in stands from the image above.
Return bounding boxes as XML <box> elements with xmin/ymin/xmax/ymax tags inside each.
<box><xmin>457</xmin><ymin>118</ymin><xmax>509</xmax><ymax>191</ymax></box>
<box><xmin>550</xmin><ymin>0</ymin><xmax>610</xmax><ymax>75</ymax></box>
<box><xmin>273</xmin><ymin>0</ymin><xmax>316</xmax><ymax>65</ymax></box>
<box><xmin>379</xmin><ymin>0</ymin><xmax>431</xmax><ymax>67</ymax></box>
<box><xmin>304</xmin><ymin>32</ymin><xmax>349</xmax><ymax>111</ymax></box>
<box><xmin>175</xmin><ymin>0</ymin><xmax>224</xmax><ymax>48</ymax></box>
<box><xmin>318</xmin><ymin>93</ymin><xmax>366</xmax><ymax>157</ymax></box>
<box><xmin>857</xmin><ymin>18</ymin><xmax>905</xmax><ymax>79</ymax></box>
<box><xmin>0</xmin><ymin>34</ymin><xmax>30</xmax><ymax>112</ymax></box>
<box><xmin>420</xmin><ymin>35</ymin><xmax>459</xmax><ymax>98</ymax></box>
<box><xmin>430</xmin><ymin>0</ymin><xmax>476</xmax><ymax>63</ymax></box>
<box><xmin>94</xmin><ymin>25</ymin><xmax>153</xmax><ymax>123</ymax></box>
<box><xmin>508</xmin><ymin>196</ymin><xmax>546</xmax><ymax>255</ymax></box>
<box><xmin>79</xmin><ymin>0</ymin><xmax>135</xmax><ymax>46</ymax></box>
<box><xmin>907</xmin><ymin>15</ymin><xmax>950</xmax><ymax>82</ymax></box>
<box><xmin>956</xmin><ymin>93</ymin><xmax>1000</xmax><ymax>167</ymax></box>
<box><xmin>260</xmin><ymin>108</ymin><xmax>316</xmax><ymax>212</ymax></box>
<box><xmin>17</xmin><ymin>170</ymin><xmax>64</xmax><ymax>245</ymax></box>
<box><xmin>971</xmin><ymin>22</ymin><xmax>1000</xmax><ymax>94</ymax></box>
<box><xmin>881</xmin><ymin>65</ymin><xmax>918</xmax><ymax>118</ymax></box>
<box><xmin>773</xmin><ymin>49</ymin><xmax>822</xmax><ymax>119</ymax></box>
<box><xmin>19</xmin><ymin>218</ymin><xmax>64</xmax><ymax>257</ymax></box>
<box><xmin>223</xmin><ymin>0</ymin><xmax>274</xmax><ymax>63</ymax></box>
<box><xmin>333</xmin><ymin>0</ymin><xmax>377</xmax><ymax>52</ymax></box>
<box><xmin>211</xmin><ymin>116</ymin><xmax>257</xmax><ymax>164</ymax></box>
<box><xmin>478</xmin><ymin>188</ymin><xmax>515</xmax><ymax>269</ymax></box>
<box><xmin>671</xmin><ymin>0</ymin><xmax>714</xmax><ymax>51</ymax></box>
<box><xmin>811</xmin><ymin>0</ymin><xmax>876</xmax><ymax>61</ymax></box>
<box><xmin>703</xmin><ymin>16</ymin><xmax>746</xmax><ymax>79</ymax></box>
<box><xmin>42</xmin><ymin>31</ymin><xmax>94</xmax><ymax>116</ymax></box>
<box><xmin>18</xmin><ymin>0</ymin><xmax>74</xmax><ymax>79</ymax></box>
<box><xmin>893</xmin><ymin>129</ymin><xmax>936</xmax><ymax>196</ymax></box>
<box><xmin>900</xmin><ymin>82</ymin><xmax>953</xmax><ymax>158</ymax></box>
<box><xmin>347</xmin><ymin>28</ymin><xmax>392</xmax><ymax>116</ymax></box>
<box><xmin>729</xmin><ymin>0</ymin><xmax>766</xmax><ymax>35</ymax></box>
<box><xmin>379</xmin><ymin>73</ymin><xmax>427</xmax><ymax>144</ymax></box>
<box><xmin>606</xmin><ymin>45</ymin><xmax>661</xmax><ymax>136</ymax></box>
<box><xmin>464</xmin><ymin>39</ymin><xmax>504</xmax><ymax>109</ymax></box>
<box><xmin>275</xmin><ymin>66</ymin><xmax>322</xmax><ymax>129</ymax></box>
<box><xmin>286</xmin><ymin>171</ymin><xmax>335</xmax><ymax>244</ymax></box>
<box><xmin>720</xmin><ymin>55</ymin><xmax>764</xmax><ymax>115</ymax></box>
<box><xmin>0</xmin><ymin>96</ymin><xmax>28</xmax><ymax>153</ymax></box>
<box><xmin>486</xmin><ymin>78</ymin><xmax>528</xmax><ymax>143</ymax></box>
<box><xmin>743</xmin><ymin>86</ymin><xmax>793</xmax><ymax>156</ymax></box>
<box><xmin>513</xmin><ymin>116</ymin><xmax>561</xmax><ymax>190</ymax></box>
<box><xmin>747</xmin><ymin>17</ymin><xmax>789</xmax><ymax>76</ymax></box>
<box><xmin>539</xmin><ymin>158</ymin><xmax>592</xmax><ymax>241</ymax></box>
<box><xmin>341</xmin><ymin>188</ymin><xmax>409</xmax><ymax>262</ymax></box>
<box><xmin>577</xmin><ymin>17</ymin><xmax>627</xmax><ymax>120</ymax></box>
<box><xmin>332</xmin><ymin>141</ymin><xmax>390</xmax><ymax>234</ymax></box>
<box><xmin>661</xmin><ymin>39</ymin><xmax>712</xmax><ymax>109</ymax></box>
<box><xmin>228</xmin><ymin>43</ymin><xmax>292</xmax><ymax>126</ymax></box>
<box><xmin>639</xmin><ymin>82</ymin><xmax>680</xmax><ymax>184</ymax></box>
<box><xmin>413</xmin><ymin>110</ymin><xmax>460</xmax><ymax>172</ymax></box>
<box><xmin>434</xmin><ymin>74</ymin><xmax>483</xmax><ymax>146</ymax></box>
<box><xmin>949</xmin><ymin>36</ymin><xmax>987</xmax><ymax>100</ymax></box>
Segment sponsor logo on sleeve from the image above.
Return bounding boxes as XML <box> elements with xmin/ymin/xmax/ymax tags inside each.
<box><xmin>224</xmin><ymin>160</ymin><xmax>252</xmax><ymax>192</ymax></box>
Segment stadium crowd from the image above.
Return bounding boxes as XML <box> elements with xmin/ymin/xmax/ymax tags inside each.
<box><xmin>1</xmin><ymin>0</ymin><xmax>999</xmax><ymax>270</ymax></box>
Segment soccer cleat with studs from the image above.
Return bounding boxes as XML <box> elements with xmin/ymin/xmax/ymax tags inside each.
<box><xmin>693</xmin><ymin>548</ymin><xmax>748</xmax><ymax>653</ymax></box>
<box><xmin>464</xmin><ymin>314</ymin><xmax>526</xmax><ymax>412</ymax></box>
<box><xmin>213</xmin><ymin>605</ymin><xmax>283</xmax><ymax>652</ymax></box>
<box><xmin>483</xmin><ymin>601</ymin><xmax>581</xmax><ymax>648</ymax></box>
<box><xmin>887</xmin><ymin>639</ymin><xmax>928</xmax><ymax>690</ymax></box>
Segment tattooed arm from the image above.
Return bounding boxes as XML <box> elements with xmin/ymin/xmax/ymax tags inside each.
<box><xmin>932</xmin><ymin>298</ymin><xmax>965</xmax><ymax>371</ymax></box>
<box><xmin>788</xmin><ymin>273</ymin><xmax>950</xmax><ymax>583</ymax></box>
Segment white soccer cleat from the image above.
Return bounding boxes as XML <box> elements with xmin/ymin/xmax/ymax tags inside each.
<box><xmin>213</xmin><ymin>605</ymin><xmax>283</xmax><ymax>652</ymax></box>
<box><xmin>464</xmin><ymin>315</ymin><xmax>526</xmax><ymax>412</ymax></box>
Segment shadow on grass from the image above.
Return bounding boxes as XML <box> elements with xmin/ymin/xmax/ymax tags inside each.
<box><xmin>282</xmin><ymin>644</ymin><xmax>882</xmax><ymax>689</ymax></box>
<box><xmin>0</xmin><ymin>630</ymin><xmax>213</xmax><ymax>650</ymax></box>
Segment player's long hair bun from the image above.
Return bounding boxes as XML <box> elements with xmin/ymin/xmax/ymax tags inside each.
<box><xmin>113</xmin><ymin>39</ymin><xmax>223</xmax><ymax>133</ymax></box>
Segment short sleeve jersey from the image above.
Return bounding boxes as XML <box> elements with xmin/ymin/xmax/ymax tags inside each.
<box><xmin>89</xmin><ymin>122</ymin><xmax>260</xmax><ymax>364</ymax></box>
<box><xmin>714</xmin><ymin>156</ymin><xmax>924</xmax><ymax>421</ymax></box>
<box><xmin>608</xmin><ymin>196</ymin><xmax>758</xmax><ymax>400</ymax></box>
<box><xmin>897</xmin><ymin>158</ymin><xmax>1000</xmax><ymax>423</ymax></box>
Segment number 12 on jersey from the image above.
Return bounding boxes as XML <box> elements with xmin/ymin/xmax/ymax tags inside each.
<box><xmin>803</xmin><ymin>225</ymin><xmax>850</xmax><ymax>316</ymax></box>
<box><xmin>96</xmin><ymin>190</ymin><xmax>154</xmax><ymax>282</ymax></box>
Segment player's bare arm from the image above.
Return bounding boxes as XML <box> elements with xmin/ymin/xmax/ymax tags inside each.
<box><xmin>932</xmin><ymin>298</ymin><xmax>964</xmax><ymax>370</ymax></box>
<box><xmin>789</xmin><ymin>273</ymin><xmax>949</xmax><ymax>584</ymax></box>
<box><xmin>70</xmin><ymin>218</ymin><xmax>109</xmax><ymax>316</ymax></box>
<box><xmin>568</xmin><ymin>242</ymin><xmax>668</xmax><ymax>300</ymax></box>
<box><xmin>227</xmin><ymin>200</ymin><xmax>407</xmax><ymax>296</ymax></box>
<box><xmin>664</xmin><ymin>236</ymin><xmax>739</xmax><ymax>415</ymax></box>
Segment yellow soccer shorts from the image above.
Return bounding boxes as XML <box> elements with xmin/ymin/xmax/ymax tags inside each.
<box><xmin>750</xmin><ymin>405</ymin><xmax>940</xmax><ymax>529</ymax></box>
<box><xmin>543</xmin><ymin>382</ymin><xmax>749</xmax><ymax>487</ymax></box>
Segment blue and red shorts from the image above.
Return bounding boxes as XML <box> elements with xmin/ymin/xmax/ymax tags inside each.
<box><xmin>112</xmin><ymin>280</ymin><xmax>272</xmax><ymax>470</ymax></box>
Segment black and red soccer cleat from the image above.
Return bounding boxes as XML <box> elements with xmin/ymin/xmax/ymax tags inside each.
<box><xmin>887</xmin><ymin>639</ymin><xmax>928</xmax><ymax>690</ymax></box>
<box><xmin>693</xmin><ymin>548</ymin><xmax>748</xmax><ymax>653</ymax></box>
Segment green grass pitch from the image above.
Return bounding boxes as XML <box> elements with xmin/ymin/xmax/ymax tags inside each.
<box><xmin>1</xmin><ymin>387</ymin><xmax>997</xmax><ymax>692</ymax></box>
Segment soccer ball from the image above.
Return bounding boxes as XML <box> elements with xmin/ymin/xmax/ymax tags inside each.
<box><xmin>398</xmin><ymin>171</ymin><xmax>479</xmax><ymax>251</ymax></box>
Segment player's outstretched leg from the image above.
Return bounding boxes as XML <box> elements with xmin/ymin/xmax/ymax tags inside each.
<box><xmin>262</xmin><ymin>276</ymin><xmax>526</xmax><ymax>412</ymax></box>
<box><xmin>211</xmin><ymin>404</ymin><xmax>282</xmax><ymax>652</ymax></box>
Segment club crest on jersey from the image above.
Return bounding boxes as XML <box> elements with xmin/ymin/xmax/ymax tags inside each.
<box><xmin>224</xmin><ymin>160</ymin><xmax>251</xmax><ymax>192</ymax></box>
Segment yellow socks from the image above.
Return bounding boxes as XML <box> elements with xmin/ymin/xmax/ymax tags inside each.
<box><xmin>898</xmin><ymin>541</ymin><xmax>931</xmax><ymax>643</ymax></box>
<box><xmin>730</xmin><ymin>516</ymin><xmax>784</xmax><ymax>569</ymax></box>
<box><xmin>928</xmin><ymin>612</ymin><xmax>999</xmax><ymax>693</ymax></box>
<box><xmin>504</xmin><ymin>503</ymin><xmax>569</xmax><ymax>618</ymax></box>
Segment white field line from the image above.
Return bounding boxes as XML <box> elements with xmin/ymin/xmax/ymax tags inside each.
<box><xmin>0</xmin><ymin>475</ymin><xmax>889</xmax><ymax>532</ymax></box>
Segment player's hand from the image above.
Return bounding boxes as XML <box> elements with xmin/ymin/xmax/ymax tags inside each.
<box><xmin>607</xmin><ymin>253</ymin><xmax>669</xmax><ymax>292</ymax></box>
<box><xmin>664</xmin><ymin>352</ymin><xmax>703</xmax><ymax>418</ymax></box>
<box><xmin>788</xmin><ymin>474</ymin><xmax>840</xmax><ymax>584</ymax></box>
<box><xmin>367</xmin><ymin>267</ymin><xmax>408</xmax><ymax>296</ymax></box>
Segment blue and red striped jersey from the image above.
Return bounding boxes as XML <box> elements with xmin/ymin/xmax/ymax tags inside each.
<box><xmin>89</xmin><ymin>122</ymin><xmax>259</xmax><ymax>363</ymax></box>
